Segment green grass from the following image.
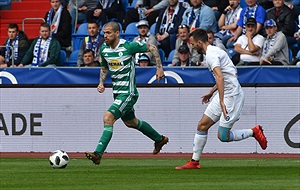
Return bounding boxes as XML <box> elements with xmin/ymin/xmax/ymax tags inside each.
<box><xmin>0</xmin><ymin>158</ymin><xmax>299</xmax><ymax>190</ymax></box>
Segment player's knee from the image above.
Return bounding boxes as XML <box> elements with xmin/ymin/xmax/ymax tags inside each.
<box><xmin>123</xmin><ymin>119</ymin><xmax>138</xmax><ymax>128</ymax></box>
<box><xmin>197</xmin><ymin>121</ymin><xmax>207</xmax><ymax>132</ymax></box>
<box><xmin>218</xmin><ymin>126</ymin><xmax>230</xmax><ymax>142</ymax></box>
<box><xmin>103</xmin><ymin>112</ymin><xmax>115</xmax><ymax>126</ymax></box>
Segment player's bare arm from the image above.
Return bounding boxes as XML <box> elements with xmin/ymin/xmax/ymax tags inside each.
<box><xmin>213</xmin><ymin>66</ymin><xmax>227</xmax><ymax>118</ymax></box>
<box><xmin>147</xmin><ymin>43</ymin><xmax>165</xmax><ymax>83</ymax></box>
<box><xmin>98</xmin><ymin>66</ymin><xmax>108</xmax><ymax>93</ymax></box>
<box><xmin>201</xmin><ymin>85</ymin><xmax>217</xmax><ymax>104</ymax></box>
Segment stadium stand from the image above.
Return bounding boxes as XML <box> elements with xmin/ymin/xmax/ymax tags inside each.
<box><xmin>71</xmin><ymin>23</ymin><xmax>88</xmax><ymax>51</ymax></box>
<box><xmin>65</xmin><ymin>49</ymin><xmax>79</xmax><ymax>67</ymax></box>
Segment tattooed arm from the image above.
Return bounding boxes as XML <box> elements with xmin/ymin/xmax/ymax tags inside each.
<box><xmin>97</xmin><ymin>66</ymin><xmax>108</xmax><ymax>93</ymax></box>
<box><xmin>147</xmin><ymin>44</ymin><xmax>165</xmax><ymax>83</ymax></box>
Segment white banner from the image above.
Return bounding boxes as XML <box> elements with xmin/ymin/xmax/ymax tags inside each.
<box><xmin>0</xmin><ymin>87</ymin><xmax>299</xmax><ymax>154</ymax></box>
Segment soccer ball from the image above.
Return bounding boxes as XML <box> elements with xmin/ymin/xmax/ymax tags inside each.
<box><xmin>49</xmin><ymin>150</ymin><xmax>69</xmax><ymax>168</ymax></box>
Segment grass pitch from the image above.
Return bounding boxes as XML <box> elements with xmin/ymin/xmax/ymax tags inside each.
<box><xmin>0</xmin><ymin>157</ymin><xmax>299</xmax><ymax>190</ymax></box>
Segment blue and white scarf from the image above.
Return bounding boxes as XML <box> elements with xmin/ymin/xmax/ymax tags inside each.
<box><xmin>46</xmin><ymin>4</ymin><xmax>63</xmax><ymax>34</ymax></box>
<box><xmin>187</xmin><ymin>3</ymin><xmax>204</xmax><ymax>30</ymax></box>
<box><xmin>225</xmin><ymin>5</ymin><xmax>241</xmax><ymax>35</ymax></box>
<box><xmin>263</xmin><ymin>31</ymin><xmax>277</xmax><ymax>58</ymax></box>
<box><xmin>99</xmin><ymin>0</ymin><xmax>113</xmax><ymax>9</ymax></box>
<box><xmin>86</xmin><ymin>33</ymin><xmax>101</xmax><ymax>57</ymax></box>
<box><xmin>242</xmin><ymin>4</ymin><xmax>257</xmax><ymax>34</ymax></box>
<box><xmin>159</xmin><ymin>4</ymin><xmax>180</xmax><ymax>34</ymax></box>
<box><xmin>5</xmin><ymin>36</ymin><xmax>19</xmax><ymax>62</ymax></box>
<box><xmin>32</xmin><ymin>36</ymin><xmax>52</xmax><ymax>67</ymax></box>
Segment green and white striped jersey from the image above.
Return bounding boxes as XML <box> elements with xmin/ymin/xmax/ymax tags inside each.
<box><xmin>100</xmin><ymin>39</ymin><xmax>147</xmax><ymax>95</ymax></box>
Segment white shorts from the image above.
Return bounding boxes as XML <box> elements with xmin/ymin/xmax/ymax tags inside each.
<box><xmin>204</xmin><ymin>91</ymin><xmax>245</xmax><ymax>128</ymax></box>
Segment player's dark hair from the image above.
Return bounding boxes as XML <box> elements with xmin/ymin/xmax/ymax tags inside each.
<box><xmin>189</xmin><ymin>29</ymin><xmax>208</xmax><ymax>43</ymax></box>
<box><xmin>8</xmin><ymin>23</ymin><xmax>19</xmax><ymax>32</ymax></box>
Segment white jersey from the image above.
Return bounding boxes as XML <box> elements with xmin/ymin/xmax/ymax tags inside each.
<box><xmin>205</xmin><ymin>45</ymin><xmax>242</xmax><ymax>97</ymax></box>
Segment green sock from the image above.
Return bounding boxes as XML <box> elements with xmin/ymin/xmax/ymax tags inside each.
<box><xmin>136</xmin><ymin>120</ymin><xmax>162</xmax><ymax>142</ymax></box>
<box><xmin>95</xmin><ymin>125</ymin><xmax>113</xmax><ymax>156</ymax></box>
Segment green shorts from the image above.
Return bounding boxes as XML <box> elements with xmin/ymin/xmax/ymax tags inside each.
<box><xmin>108</xmin><ymin>93</ymin><xmax>138</xmax><ymax>121</ymax></box>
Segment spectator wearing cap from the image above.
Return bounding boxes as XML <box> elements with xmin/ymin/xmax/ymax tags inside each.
<box><xmin>228</xmin><ymin>0</ymin><xmax>266</xmax><ymax>46</ymax></box>
<box><xmin>173</xmin><ymin>44</ymin><xmax>197</xmax><ymax>66</ymax></box>
<box><xmin>234</xmin><ymin>18</ymin><xmax>265</xmax><ymax>65</ymax></box>
<box><xmin>172</xmin><ymin>24</ymin><xmax>201</xmax><ymax>66</ymax></box>
<box><xmin>155</xmin><ymin>0</ymin><xmax>186</xmax><ymax>56</ymax></box>
<box><xmin>133</xmin><ymin>20</ymin><xmax>158</xmax><ymax>66</ymax></box>
<box><xmin>260</xmin><ymin>19</ymin><xmax>289</xmax><ymax>65</ymax></box>
<box><xmin>138</xmin><ymin>54</ymin><xmax>152</xmax><ymax>67</ymax></box>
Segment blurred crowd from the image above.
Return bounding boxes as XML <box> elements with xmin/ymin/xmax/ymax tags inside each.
<box><xmin>1</xmin><ymin>0</ymin><xmax>300</xmax><ymax>68</ymax></box>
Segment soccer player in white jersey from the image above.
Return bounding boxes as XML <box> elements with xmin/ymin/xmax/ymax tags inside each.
<box><xmin>85</xmin><ymin>21</ymin><xmax>168</xmax><ymax>165</ymax></box>
<box><xmin>176</xmin><ymin>29</ymin><xmax>267</xmax><ymax>170</ymax></box>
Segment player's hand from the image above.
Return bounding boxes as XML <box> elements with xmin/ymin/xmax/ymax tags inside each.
<box><xmin>201</xmin><ymin>93</ymin><xmax>212</xmax><ymax>104</ymax></box>
<box><xmin>97</xmin><ymin>84</ymin><xmax>105</xmax><ymax>93</ymax></box>
<box><xmin>220</xmin><ymin>101</ymin><xmax>227</xmax><ymax>119</ymax></box>
<box><xmin>156</xmin><ymin>67</ymin><xmax>165</xmax><ymax>83</ymax></box>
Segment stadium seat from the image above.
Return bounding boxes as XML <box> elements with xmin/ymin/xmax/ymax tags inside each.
<box><xmin>167</xmin><ymin>49</ymin><xmax>175</xmax><ymax>61</ymax></box>
<box><xmin>159</xmin><ymin>48</ymin><xmax>165</xmax><ymax>61</ymax></box>
<box><xmin>65</xmin><ymin>50</ymin><xmax>79</xmax><ymax>67</ymax></box>
<box><xmin>120</xmin><ymin>33</ymin><xmax>137</xmax><ymax>42</ymax></box>
<box><xmin>128</xmin><ymin>0</ymin><xmax>138</xmax><ymax>9</ymax></box>
<box><xmin>288</xmin><ymin>48</ymin><xmax>293</xmax><ymax>63</ymax></box>
<box><xmin>150</xmin><ymin>23</ymin><xmax>156</xmax><ymax>35</ymax></box>
<box><xmin>125</xmin><ymin>22</ymin><xmax>138</xmax><ymax>34</ymax></box>
<box><xmin>60</xmin><ymin>50</ymin><xmax>67</xmax><ymax>66</ymax></box>
<box><xmin>72</xmin><ymin>23</ymin><xmax>88</xmax><ymax>51</ymax></box>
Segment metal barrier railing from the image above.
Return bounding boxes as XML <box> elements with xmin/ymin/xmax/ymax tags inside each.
<box><xmin>22</xmin><ymin>17</ymin><xmax>45</xmax><ymax>32</ymax></box>
<box><xmin>0</xmin><ymin>45</ymin><xmax>15</xmax><ymax>66</ymax></box>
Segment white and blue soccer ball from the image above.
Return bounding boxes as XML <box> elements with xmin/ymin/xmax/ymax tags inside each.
<box><xmin>49</xmin><ymin>150</ymin><xmax>69</xmax><ymax>168</ymax></box>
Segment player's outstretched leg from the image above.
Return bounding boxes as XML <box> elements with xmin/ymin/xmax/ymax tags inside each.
<box><xmin>153</xmin><ymin>135</ymin><xmax>169</xmax><ymax>154</ymax></box>
<box><xmin>252</xmin><ymin>125</ymin><xmax>268</xmax><ymax>150</ymax></box>
<box><xmin>85</xmin><ymin>151</ymin><xmax>102</xmax><ymax>165</ymax></box>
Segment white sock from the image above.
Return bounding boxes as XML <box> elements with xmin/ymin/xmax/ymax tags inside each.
<box><xmin>230</xmin><ymin>129</ymin><xmax>253</xmax><ymax>141</ymax></box>
<box><xmin>192</xmin><ymin>131</ymin><xmax>207</xmax><ymax>161</ymax></box>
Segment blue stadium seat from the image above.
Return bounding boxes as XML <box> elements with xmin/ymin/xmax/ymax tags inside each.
<box><xmin>288</xmin><ymin>48</ymin><xmax>293</xmax><ymax>63</ymax></box>
<box><xmin>159</xmin><ymin>48</ymin><xmax>165</xmax><ymax>61</ymax></box>
<box><xmin>0</xmin><ymin>0</ymin><xmax>11</xmax><ymax>6</ymax></box>
<box><xmin>65</xmin><ymin>50</ymin><xmax>79</xmax><ymax>67</ymax></box>
<box><xmin>60</xmin><ymin>50</ymin><xmax>67</xmax><ymax>66</ymax></box>
<box><xmin>167</xmin><ymin>49</ymin><xmax>175</xmax><ymax>61</ymax></box>
<box><xmin>72</xmin><ymin>23</ymin><xmax>88</xmax><ymax>51</ymax></box>
<box><xmin>120</xmin><ymin>33</ymin><xmax>137</xmax><ymax>42</ymax></box>
<box><xmin>150</xmin><ymin>23</ymin><xmax>156</xmax><ymax>35</ymax></box>
<box><xmin>296</xmin><ymin>50</ymin><xmax>300</xmax><ymax>59</ymax></box>
<box><xmin>128</xmin><ymin>0</ymin><xmax>138</xmax><ymax>9</ymax></box>
<box><xmin>125</xmin><ymin>22</ymin><xmax>139</xmax><ymax>34</ymax></box>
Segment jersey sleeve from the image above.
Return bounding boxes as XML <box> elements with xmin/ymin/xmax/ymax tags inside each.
<box><xmin>127</xmin><ymin>41</ymin><xmax>147</xmax><ymax>55</ymax></box>
<box><xmin>100</xmin><ymin>47</ymin><xmax>108</xmax><ymax>68</ymax></box>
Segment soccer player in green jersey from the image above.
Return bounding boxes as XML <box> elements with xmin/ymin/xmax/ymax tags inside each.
<box><xmin>85</xmin><ymin>21</ymin><xmax>169</xmax><ymax>165</ymax></box>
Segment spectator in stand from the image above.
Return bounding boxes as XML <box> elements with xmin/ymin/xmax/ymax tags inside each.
<box><xmin>82</xmin><ymin>49</ymin><xmax>100</xmax><ymax>67</ymax></box>
<box><xmin>77</xmin><ymin>21</ymin><xmax>104</xmax><ymax>67</ymax></box>
<box><xmin>172</xmin><ymin>24</ymin><xmax>201</xmax><ymax>66</ymax></box>
<box><xmin>260</xmin><ymin>19</ymin><xmax>289</xmax><ymax>65</ymax></box>
<box><xmin>133</xmin><ymin>20</ymin><xmax>157</xmax><ymax>66</ymax></box>
<box><xmin>181</xmin><ymin>0</ymin><xmax>218</xmax><ymax>32</ymax></box>
<box><xmin>68</xmin><ymin>0</ymin><xmax>88</xmax><ymax>31</ymax></box>
<box><xmin>155</xmin><ymin>0</ymin><xmax>186</xmax><ymax>56</ymax></box>
<box><xmin>123</xmin><ymin>0</ymin><xmax>169</xmax><ymax>30</ymax></box>
<box><xmin>228</xmin><ymin>0</ymin><xmax>266</xmax><ymax>45</ymax></box>
<box><xmin>201</xmin><ymin>30</ymin><xmax>230</xmax><ymax>65</ymax></box>
<box><xmin>0</xmin><ymin>23</ymin><xmax>29</xmax><ymax>67</ymax></box>
<box><xmin>138</xmin><ymin>53</ymin><xmax>152</xmax><ymax>66</ymax></box>
<box><xmin>20</xmin><ymin>23</ymin><xmax>61</xmax><ymax>67</ymax></box>
<box><xmin>86</xmin><ymin>0</ymin><xmax>125</xmax><ymax>26</ymax></box>
<box><xmin>173</xmin><ymin>44</ymin><xmax>197</xmax><ymax>66</ymax></box>
<box><xmin>234</xmin><ymin>18</ymin><xmax>265</xmax><ymax>65</ymax></box>
<box><xmin>203</xmin><ymin>0</ymin><xmax>229</xmax><ymax>21</ymax></box>
<box><xmin>284</xmin><ymin>0</ymin><xmax>300</xmax><ymax>20</ymax></box>
<box><xmin>267</xmin><ymin>0</ymin><xmax>296</xmax><ymax>49</ymax></box>
<box><xmin>45</xmin><ymin>0</ymin><xmax>72</xmax><ymax>49</ymax></box>
<box><xmin>215</xmin><ymin>0</ymin><xmax>242</xmax><ymax>48</ymax></box>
